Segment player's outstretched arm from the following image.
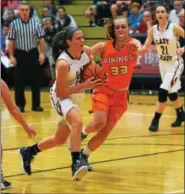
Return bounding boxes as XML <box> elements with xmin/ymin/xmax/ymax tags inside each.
<box><xmin>90</xmin><ymin>42</ymin><xmax>105</xmax><ymax>56</ymax></box>
<box><xmin>1</xmin><ymin>79</ymin><xmax>36</xmax><ymax>138</ymax></box>
<box><xmin>141</xmin><ymin>27</ymin><xmax>154</xmax><ymax>54</ymax></box>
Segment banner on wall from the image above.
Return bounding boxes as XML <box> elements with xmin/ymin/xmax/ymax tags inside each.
<box><xmin>134</xmin><ymin>45</ymin><xmax>160</xmax><ymax>75</ymax></box>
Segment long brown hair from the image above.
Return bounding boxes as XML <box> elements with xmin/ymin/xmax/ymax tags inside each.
<box><xmin>154</xmin><ymin>3</ymin><xmax>169</xmax><ymax>24</ymax></box>
<box><xmin>105</xmin><ymin>16</ymin><xmax>130</xmax><ymax>40</ymax></box>
<box><xmin>52</xmin><ymin>27</ymin><xmax>79</xmax><ymax>62</ymax></box>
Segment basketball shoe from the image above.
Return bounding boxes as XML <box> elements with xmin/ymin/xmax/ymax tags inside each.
<box><xmin>18</xmin><ymin>147</ymin><xmax>34</xmax><ymax>175</ymax></box>
<box><xmin>71</xmin><ymin>159</ymin><xmax>88</xmax><ymax>181</ymax></box>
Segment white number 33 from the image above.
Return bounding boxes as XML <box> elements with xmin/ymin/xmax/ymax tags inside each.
<box><xmin>110</xmin><ymin>65</ymin><xmax>128</xmax><ymax>75</ymax></box>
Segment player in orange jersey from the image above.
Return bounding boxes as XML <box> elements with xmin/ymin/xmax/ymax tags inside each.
<box><xmin>80</xmin><ymin>16</ymin><xmax>143</xmax><ymax>169</ymax></box>
<box><xmin>1</xmin><ymin>79</ymin><xmax>36</xmax><ymax>190</ymax></box>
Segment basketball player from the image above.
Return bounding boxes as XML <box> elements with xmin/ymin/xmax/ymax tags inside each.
<box><xmin>1</xmin><ymin>79</ymin><xmax>36</xmax><ymax>190</ymax></box>
<box><xmin>142</xmin><ymin>4</ymin><xmax>185</xmax><ymax>132</ymax></box>
<box><xmin>18</xmin><ymin>27</ymin><xmax>103</xmax><ymax>181</ymax></box>
<box><xmin>80</xmin><ymin>16</ymin><xmax>142</xmax><ymax>168</ymax></box>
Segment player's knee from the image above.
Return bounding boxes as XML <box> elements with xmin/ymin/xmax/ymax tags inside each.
<box><xmin>70</xmin><ymin>120</ymin><xmax>83</xmax><ymax>133</ymax></box>
<box><xmin>93</xmin><ymin>120</ymin><xmax>107</xmax><ymax>132</ymax></box>
<box><xmin>158</xmin><ymin>88</ymin><xmax>168</xmax><ymax>103</ymax></box>
<box><xmin>168</xmin><ymin>92</ymin><xmax>178</xmax><ymax>101</ymax></box>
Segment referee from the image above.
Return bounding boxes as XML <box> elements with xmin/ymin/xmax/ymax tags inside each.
<box><xmin>8</xmin><ymin>2</ymin><xmax>45</xmax><ymax>112</ymax></box>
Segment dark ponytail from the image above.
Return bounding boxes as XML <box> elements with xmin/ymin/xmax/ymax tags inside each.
<box><xmin>52</xmin><ymin>27</ymin><xmax>79</xmax><ymax>62</ymax></box>
<box><xmin>52</xmin><ymin>30</ymin><xmax>67</xmax><ymax>62</ymax></box>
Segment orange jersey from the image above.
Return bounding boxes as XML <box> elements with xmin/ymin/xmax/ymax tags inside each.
<box><xmin>100</xmin><ymin>39</ymin><xmax>138</xmax><ymax>90</ymax></box>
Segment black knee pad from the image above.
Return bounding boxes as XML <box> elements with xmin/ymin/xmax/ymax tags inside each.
<box><xmin>168</xmin><ymin>92</ymin><xmax>178</xmax><ymax>101</ymax></box>
<box><xmin>158</xmin><ymin>88</ymin><xmax>168</xmax><ymax>103</ymax></box>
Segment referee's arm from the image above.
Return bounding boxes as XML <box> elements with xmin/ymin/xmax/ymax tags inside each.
<box><xmin>37</xmin><ymin>22</ymin><xmax>46</xmax><ymax>65</ymax></box>
<box><xmin>8</xmin><ymin>22</ymin><xmax>17</xmax><ymax>66</ymax></box>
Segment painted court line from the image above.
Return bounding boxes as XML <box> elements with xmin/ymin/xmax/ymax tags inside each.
<box><xmin>1</xmin><ymin>112</ymin><xmax>176</xmax><ymax>130</ymax></box>
<box><xmin>165</xmin><ymin>190</ymin><xmax>184</xmax><ymax>194</ymax></box>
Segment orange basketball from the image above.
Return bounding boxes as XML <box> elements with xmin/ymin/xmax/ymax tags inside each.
<box><xmin>81</xmin><ymin>63</ymin><xmax>107</xmax><ymax>82</ymax></box>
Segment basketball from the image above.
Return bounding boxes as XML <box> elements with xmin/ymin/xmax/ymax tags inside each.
<box><xmin>81</xmin><ymin>63</ymin><xmax>106</xmax><ymax>82</ymax></box>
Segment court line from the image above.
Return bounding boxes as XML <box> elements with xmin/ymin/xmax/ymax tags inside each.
<box><xmin>102</xmin><ymin>143</ymin><xmax>184</xmax><ymax>146</ymax></box>
<box><xmin>3</xmin><ymin>133</ymin><xmax>184</xmax><ymax>151</ymax></box>
<box><xmin>1</xmin><ymin>111</ymin><xmax>180</xmax><ymax>130</ymax></box>
<box><xmin>4</xmin><ymin>148</ymin><xmax>184</xmax><ymax>178</ymax></box>
<box><xmin>165</xmin><ymin>190</ymin><xmax>184</xmax><ymax>194</ymax></box>
<box><xmin>3</xmin><ymin>143</ymin><xmax>184</xmax><ymax>152</ymax></box>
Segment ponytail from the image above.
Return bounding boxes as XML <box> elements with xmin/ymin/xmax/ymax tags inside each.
<box><xmin>52</xmin><ymin>30</ymin><xmax>68</xmax><ymax>62</ymax></box>
<box><xmin>52</xmin><ymin>27</ymin><xmax>79</xmax><ymax>62</ymax></box>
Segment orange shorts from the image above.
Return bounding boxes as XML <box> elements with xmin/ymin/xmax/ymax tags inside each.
<box><xmin>91</xmin><ymin>88</ymin><xmax>128</xmax><ymax>122</ymax></box>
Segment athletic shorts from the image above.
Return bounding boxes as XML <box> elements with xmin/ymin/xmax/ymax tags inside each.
<box><xmin>50</xmin><ymin>87</ymin><xmax>84</xmax><ymax>119</ymax></box>
<box><xmin>91</xmin><ymin>88</ymin><xmax>128</xmax><ymax>122</ymax></box>
<box><xmin>159</xmin><ymin>58</ymin><xmax>184</xmax><ymax>93</ymax></box>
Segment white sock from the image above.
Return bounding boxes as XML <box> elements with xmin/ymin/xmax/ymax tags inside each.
<box><xmin>83</xmin><ymin>146</ymin><xmax>92</xmax><ymax>156</ymax></box>
<box><xmin>82</xmin><ymin>127</ymin><xmax>88</xmax><ymax>135</ymax></box>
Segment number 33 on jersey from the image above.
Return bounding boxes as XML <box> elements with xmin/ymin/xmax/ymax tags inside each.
<box><xmin>100</xmin><ymin>39</ymin><xmax>138</xmax><ymax>90</ymax></box>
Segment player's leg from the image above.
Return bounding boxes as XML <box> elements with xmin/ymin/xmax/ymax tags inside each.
<box><xmin>148</xmin><ymin>66</ymin><xmax>173</xmax><ymax>132</ymax></box>
<box><xmin>81</xmin><ymin>91</ymin><xmax>128</xmax><ymax>169</ymax></box>
<box><xmin>148</xmin><ymin>88</ymin><xmax>168</xmax><ymax>132</ymax></box>
<box><xmin>1</xmin><ymin>145</ymin><xmax>11</xmax><ymax>190</ymax></box>
<box><xmin>18</xmin><ymin>95</ymin><xmax>71</xmax><ymax>176</ymax></box>
<box><xmin>66</xmin><ymin>107</ymin><xmax>88</xmax><ymax>181</ymax></box>
<box><xmin>18</xmin><ymin>123</ymin><xmax>70</xmax><ymax>175</ymax></box>
<box><xmin>81</xmin><ymin>91</ymin><xmax>109</xmax><ymax>141</ymax></box>
<box><xmin>169</xmin><ymin>59</ymin><xmax>185</xmax><ymax>127</ymax></box>
<box><xmin>168</xmin><ymin>92</ymin><xmax>185</xmax><ymax>127</ymax></box>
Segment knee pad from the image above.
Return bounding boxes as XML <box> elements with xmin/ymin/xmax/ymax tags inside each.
<box><xmin>158</xmin><ymin>88</ymin><xmax>168</xmax><ymax>103</ymax></box>
<box><xmin>168</xmin><ymin>92</ymin><xmax>178</xmax><ymax>101</ymax></box>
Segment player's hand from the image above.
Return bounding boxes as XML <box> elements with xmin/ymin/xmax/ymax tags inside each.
<box><xmin>138</xmin><ymin>46</ymin><xmax>151</xmax><ymax>55</ymax></box>
<box><xmin>25</xmin><ymin>125</ymin><xmax>36</xmax><ymax>139</ymax></box>
<box><xmin>177</xmin><ymin>47</ymin><xmax>185</xmax><ymax>56</ymax></box>
<box><xmin>125</xmin><ymin>42</ymin><xmax>138</xmax><ymax>52</ymax></box>
<box><xmin>84</xmin><ymin>77</ymin><xmax>105</xmax><ymax>89</ymax></box>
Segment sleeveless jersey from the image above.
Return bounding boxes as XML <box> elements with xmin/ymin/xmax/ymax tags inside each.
<box><xmin>53</xmin><ymin>50</ymin><xmax>90</xmax><ymax>90</ymax></box>
<box><xmin>100</xmin><ymin>39</ymin><xmax>138</xmax><ymax>90</ymax></box>
<box><xmin>153</xmin><ymin>22</ymin><xmax>181</xmax><ymax>64</ymax></box>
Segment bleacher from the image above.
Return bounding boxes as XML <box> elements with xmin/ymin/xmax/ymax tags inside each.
<box><xmin>24</xmin><ymin>1</ymin><xmax>185</xmax><ymax>92</ymax></box>
<box><xmin>28</xmin><ymin>0</ymin><xmax>106</xmax><ymax>46</ymax></box>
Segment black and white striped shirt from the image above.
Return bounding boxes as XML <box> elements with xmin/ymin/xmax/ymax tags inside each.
<box><xmin>8</xmin><ymin>17</ymin><xmax>45</xmax><ymax>52</ymax></box>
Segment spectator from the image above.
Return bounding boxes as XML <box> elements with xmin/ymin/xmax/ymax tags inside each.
<box><xmin>136</xmin><ymin>10</ymin><xmax>153</xmax><ymax>33</ymax></box>
<box><xmin>169</xmin><ymin>0</ymin><xmax>184</xmax><ymax>24</ymax></box>
<box><xmin>2</xmin><ymin>23</ymin><xmax>10</xmax><ymax>53</ymax></box>
<box><xmin>1</xmin><ymin>25</ymin><xmax>14</xmax><ymax>88</ymax></box>
<box><xmin>7</xmin><ymin>0</ymin><xmax>20</xmax><ymax>9</ymax></box>
<box><xmin>128</xmin><ymin>2</ymin><xmax>142</xmax><ymax>33</ymax></box>
<box><xmin>42</xmin><ymin>17</ymin><xmax>57</xmax><ymax>80</ymax></box>
<box><xmin>58</xmin><ymin>0</ymin><xmax>72</xmax><ymax>5</ymax></box>
<box><xmin>1</xmin><ymin>0</ymin><xmax>8</xmax><ymax>10</ymax></box>
<box><xmin>178</xmin><ymin>8</ymin><xmax>184</xmax><ymax>27</ymax></box>
<box><xmin>117</xmin><ymin>2</ymin><xmax>130</xmax><ymax>17</ymax></box>
<box><xmin>110</xmin><ymin>0</ymin><xmax>131</xmax><ymax>18</ymax></box>
<box><xmin>29</xmin><ymin>5</ymin><xmax>39</xmax><ymax>20</ymax></box>
<box><xmin>96</xmin><ymin>0</ymin><xmax>114</xmax><ymax>26</ymax></box>
<box><xmin>55</xmin><ymin>7</ymin><xmax>77</xmax><ymax>31</ymax></box>
<box><xmin>8</xmin><ymin>2</ymin><xmax>45</xmax><ymax>112</ymax></box>
<box><xmin>1</xmin><ymin>27</ymin><xmax>6</xmax><ymax>51</ymax></box>
<box><xmin>3</xmin><ymin>9</ymin><xmax>17</xmax><ymax>25</ymax></box>
<box><xmin>41</xmin><ymin>7</ymin><xmax>56</xmax><ymax>25</ymax></box>
<box><xmin>145</xmin><ymin>1</ymin><xmax>156</xmax><ymax>19</ymax></box>
<box><xmin>44</xmin><ymin>0</ymin><xmax>57</xmax><ymax>16</ymax></box>
<box><xmin>84</xmin><ymin>2</ymin><xmax>97</xmax><ymax>27</ymax></box>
